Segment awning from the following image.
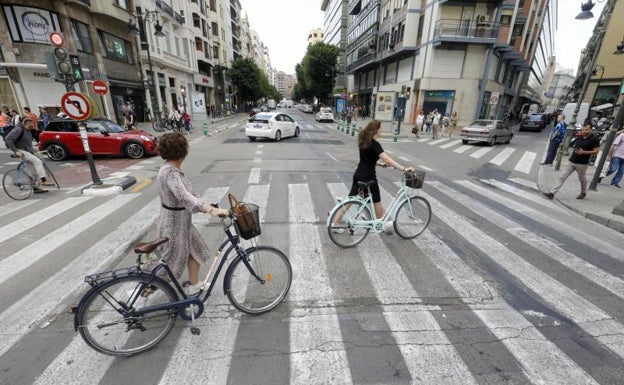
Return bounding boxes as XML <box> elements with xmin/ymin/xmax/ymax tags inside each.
<box><xmin>590</xmin><ymin>103</ymin><xmax>613</xmax><ymax>111</ymax></box>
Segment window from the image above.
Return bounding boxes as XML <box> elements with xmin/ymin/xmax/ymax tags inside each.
<box><xmin>98</xmin><ymin>31</ymin><xmax>133</xmax><ymax>63</ymax></box>
<box><xmin>70</xmin><ymin>20</ymin><xmax>93</xmax><ymax>53</ymax></box>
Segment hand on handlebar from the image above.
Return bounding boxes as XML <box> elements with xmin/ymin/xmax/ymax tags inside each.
<box><xmin>217</xmin><ymin>209</ymin><xmax>230</xmax><ymax>218</ymax></box>
<box><xmin>404</xmin><ymin>166</ymin><xmax>415</xmax><ymax>173</ymax></box>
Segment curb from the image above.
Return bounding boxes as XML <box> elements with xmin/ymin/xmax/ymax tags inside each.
<box><xmin>82</xmin><ymin>176</ymin><xmax>137</xmax><ymax>196</ymax></box>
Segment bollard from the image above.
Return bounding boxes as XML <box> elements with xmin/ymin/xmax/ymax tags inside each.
<box><xmin>203</xmin><ymin>122</ymin><xmax>208</xmax><ymax>137</ymax></box>
<box><xmin>345</xmin><ymin>124</ymin><xmax>350</xmax><ymax>135</ymax></box>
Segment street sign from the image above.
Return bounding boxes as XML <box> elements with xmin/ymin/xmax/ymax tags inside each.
<box><xmin>60</xmin><ymin>92</ymin><xmax>91</xmax><ymax>120</ymax></box>
<box><xmin>93</xmin><ymin>80</ymin><xmax>109</xmax><ymax>95</ymax></box>
<box><xmin>489</xmin><ymin>92</ymin><xmax>500</xmax><ymax>105</ymax></box>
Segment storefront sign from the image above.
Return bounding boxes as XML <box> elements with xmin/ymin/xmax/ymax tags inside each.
<box><xmin>2</xmin><ymin>5</ymin><xmax>60</xmax><ymax>44</ymax></box>
<box><xmin>192</xmin><ymin>93</ymin><xmax>206</xmax><ymax>114</ymax></box>
<box><xmin>375</xmin><ymin>92</ymin><xmax>396</xmax><ymax>122</ymax></box>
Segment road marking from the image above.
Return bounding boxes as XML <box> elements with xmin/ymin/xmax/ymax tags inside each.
<box><xmin>489</xmin><ymin>147</ymin><xmax>516</xmax><ymax>166</ymax></box>
<box><xmin>399</xmin><ymin>156</ymin><xmax>411</xmax><ymax>162</ymax></box>
<box><xmin>453</xmin><ymin>145</ymin><xmax>472</xmax><ymax>153</ymax></box>
<box><xmin>129</xmin><ymin>176</ymin><xmax>151</xmax><ymax>193</ymax></box>
<box><xmin>478</xmin><ymin>178</ymin><xmax>565</xmax><ymax>213</ymax></box>
<box><xmin>243</xmin><ymin>184</ymin><xmax>269</xmax><ymax>223</ymax></box>
<box><xmin>326</xmin><ymin>151</ymin><xmax>338</xmax><ymax>161</ymax></box>
<box><xmin>508</xmin><ymin>177</ymin><xmax>538</xmax><ymax>190</ymax></box>
<box><xmin>439</xmin><ymin>139</ymin><xmax>462</xmax><ymax>149</ymax></box>
<box><xmin>513</xmin><ymin>151</ymin><xmax>537</xmax><ymax>174</ymax></box>
<box><xmin>469</xmin><ymin>147</ymin><xmax>494</xmax><ymax>159</ymax></box>
<box><xmin>0</xmin><ymin>199</ymin><xmax>41</xmax><ymax>219</ymax></box>
<box><xmin>428</xmin><ymin>138</ymin><xmax>449</xmax><ymax>145</ymax></box>
<box><xmin>417</xmin><ymin>137</ymin><xmax>431</xmax><ymax>143</ymax></box>
<box><xmin>248</xmin><ymin>167</ymin><xmax>261</xmax><ymax>184</ymax></box>
<box><xmin>253</xmin><ymin>157</ymin><xmax>262</xmax><ymax>163</ymax></box>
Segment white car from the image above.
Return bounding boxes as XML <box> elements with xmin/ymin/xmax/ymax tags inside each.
<box><xmin>316</xmin><ymin>108</ymin><xmax>334</xmax><ymax>123</ymax></box>
<box><xmin>246</xmin><ymin>112</ymin><xmax>300</xmax><ymax>142</ymax></box>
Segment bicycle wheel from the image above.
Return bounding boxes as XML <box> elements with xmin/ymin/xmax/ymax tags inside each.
<box><xmin>225</xmin><ymin>246</ymin><xmax>292</xmax><ymax>314</ymax></box>
<box><xmin>2</xmin><ymin>169</ymin><xmax>34</xmax><ymax>200</ymax></box>
<box><xmin>152</xmin><ymin>117</ymin><xmax>165</xmax><ymax>132</ymax></box>
<box><xmin>394</xmin><ymin>196</ymin><xmax>431</xmax><ymax>239</ymax></box>
<box><xmin>76</xmin><ymin>274</ymin><xmax>178</xmax><ymax>357</ymax></box>
<box><xmin>42</xmin><ymin>163</ymin><xmax>60</xmax><ymax>189</ymax></box>
<box><xmin>327</xmin><ymin>200</ymin><xmax>372</xmax><ymax>248</ymax></box>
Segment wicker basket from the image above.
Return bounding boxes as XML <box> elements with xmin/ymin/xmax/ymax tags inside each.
<box><xmin>404</xmin><ymin>170</ymin><xmax>425</xmax><ymax>189</ymax></box>
<box><xmin>234</xmin><ymin>203</ymin><xmax>261</xmax><ymax>240</ymax></box>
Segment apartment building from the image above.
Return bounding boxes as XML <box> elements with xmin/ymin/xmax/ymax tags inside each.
<box><xmin>344</xmin><ymin>0</ymin><xmax>557</xmax><ymax>127</ymax></box>
<box><xmin>322</xmin><ymin>0</ymin><xmax>348</xmax><ymax>94</ymax></box>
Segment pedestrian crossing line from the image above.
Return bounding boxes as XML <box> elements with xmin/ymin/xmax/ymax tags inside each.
<box><xmin>421</xmin><ymin>189</ymin><xmax>624</xmax><ymax>360</ymax></box>
<box><xmin>0</xmin><ymin>198</ymin><xmax>40</xmax><ymax>220</ymax></box>
<box><xmin>508</xmin><ymin>177</ymin><xmax>538</xmax><ymax>191</ymax></box>
<box><xmin>453</xmin><ymin>145</ymin><xmax>472</xmax><ymax>154</ymax></box>
<box><xmin>418</xmin><ymin>165</ymin><xmax>434</xmax><ymax>172</ymax></box>
<box><xmin>478</xmin><ymin>178</ymin><xmax>566</xmax><ymax>213</ymax></box>
<box><xmin>0</xmin><ymin>196</ymin><xmax>90</xmax><ymax>244</ymax></box>
<box><xmin>0</xmin><ymin>198</ymin><xmax>161</xmax><ymax>358</ymax></box>
<box><xmin>0</xmin><ymin>195</ymin><xmax>137</xmax><ymax>286</ymax></box>
<box><xmin>288</xmin><ymin>183</ymin><xmax>352</xmax><ymax>384</ymax></box>
<box><xmin>417</xmin><ymin>137</ymin><xmax>431</xmax><ymax>143</ymax></box>
<box><xmin>459</xmin><ymin>180</ymin><xmax>624</xmax><ymax>258</ymax></box>
<box><xmin>469</xmin><ymin>147</ymin><xmax>493</xmax><ymax>159</ymax></box>
<box><xmin>488</xmin><ymin>147</ymin><xmax>516</xmax><ymax>166</ymax></box>
<box><xmin>428</xmin><ymin>138</ymin><xmax>449</xmax><ymax>146</ymax></box>
<box><xmin>439</xmin><ymin>139</ymin><xmax>463</xmax><ymax>149</ymax></box>
<box><xmin>415</xmin><ymin>230</ymin><xmax>599</xmax><ymax>384</ymax></box>
<box><xmin>513</xmin><ymin>151</ymin><xmax>537</xmax><ymax>174</ymax></box>
<box><xmin>192</xmin><ymin>187</ymin><xmax>230</xmax><ymax>227</ymax></box>
<box><xmin>253</xmin><ymin>157</ymin><xmax>262</xmax><ymax>163</ymax></box>
<box><xmin>399</xmin><ymin>155</ymin><xmax>411</xmax><ymax>162</ymax></box>
<box><xmin>430</xmin><ymin>180</ymin><xmax>624</xmax><ymax>301</ymax></box>
<box><xmin>243</xmin><ymin>184</ymin><xmax>269</xmax><ymax>223</ymax></box>
<box><xmin>248</xmin><ymin>167</ymin><xmax>261</xmax><ymax>184</ymax></box>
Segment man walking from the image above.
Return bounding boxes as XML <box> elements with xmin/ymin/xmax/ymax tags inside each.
<box><xmin>606</xmin><ymin>128</ymin><xmax>624</xmax><ymax>188</ymax></box>
<box><xmin>543</xmin><ymin>123</ymin><xmax>600</xmax><ymax>200</ymax></box>
<box><xmin>542</xmin><ymin>114</ymin><xmax>566</xmax><ymax>165</ymax></box>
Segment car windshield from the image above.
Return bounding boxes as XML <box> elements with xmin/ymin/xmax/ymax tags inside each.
<box><xmin>101</xmin><ymin>120</ymin><xmax>127</xmax><ymax>133</ymax></box>
<box><xmin>527</xmin><ymin>115</ymin><xmax>542</xmax><ymax>121</ymax></box>
<box><xmin>249</xmin><ymin>113</ymin><xmax>272</xmax><ymax>122</ymax></box>
<box><xmin>321</xmin><ymin>108</ymin><xmax>332</xmax><ymax>114</ymax></box>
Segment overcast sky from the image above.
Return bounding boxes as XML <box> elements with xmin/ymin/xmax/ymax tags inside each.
<box><xmin>238</xmin><ymin>1</ymin><xmax>606</xmax><ymax>75</ymax></box>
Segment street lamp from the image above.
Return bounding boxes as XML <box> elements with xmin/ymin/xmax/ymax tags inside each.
<box><xmin>614</xmin><ymin>38</ymin><xmax>624</xmax><ymax>55</ymax></box>
<box><xmin>591</xmin><ymin>64</ymin><xmax>605</xmax><ymax>105</ymax></box>
<box><xmin>180</xmin><ymin>85</ymin><xmax>187</xmax><ymax>113</ymax></box>
<box><xmin>128</xmin><ymin>7</ymin><xmax>164</xmax><ymax>129</ymax></box>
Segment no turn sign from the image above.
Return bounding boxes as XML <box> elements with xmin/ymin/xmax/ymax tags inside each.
<box><xmin>489</xmin><ymin>92</ymin><xmax>500</xmax><ymax>105</ymax></box>
<box><xmin>61</xmin><ymin>92</ymin><xmax>92</xmax><ymax>121</ymax></box>
<box><xmin>93</xmin><ymin>80</ymin><xmax>108</xmax><ymax>96</ymax></box>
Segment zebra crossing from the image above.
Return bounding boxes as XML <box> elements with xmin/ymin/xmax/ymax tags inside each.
<box><xmin>1</xmin><ymin>170</ymin><xmax>623</xmax><ymax>384</ymax></box>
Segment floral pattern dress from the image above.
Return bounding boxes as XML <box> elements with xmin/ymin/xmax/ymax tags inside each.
<box><xmin>146</xmin><ymin>162</ymin><xmax>210</xmax><ymax>279</ymax></box>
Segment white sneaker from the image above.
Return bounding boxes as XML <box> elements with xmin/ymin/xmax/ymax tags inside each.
<box><xmin>383</xmin><ymin>222</ymin><xmax>395</xmax><ymax>235</ymax></box>
<box><xmin>331</xmin><ymin>226</ymin><xmax>345</xmax><ymax>234</ymax></box>
<box><xmin>186</xmin><ymin>283</ymin><xmax>202</xmax><ymax>296</ymax></box>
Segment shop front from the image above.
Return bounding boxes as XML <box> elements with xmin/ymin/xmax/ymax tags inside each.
<box><xmin>422</xmin><ymin>90</ymin><xmax>455</xmax><ymax>116</ymax></box>
<box><xmin>17</xmin><ymin>67</ymin><xmax>66</xmax><ymax>111</ymax></box>
<box><xmin>109</xmin><ymin>79</ymin><xmax>146</xmax><ymax>124</ymax></box>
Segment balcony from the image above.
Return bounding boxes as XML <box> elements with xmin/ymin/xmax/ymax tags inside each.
<box><xmin>155</xmin><ymin>0</ymin><xmax>185</xmax><ymax>25</ymax></box>
<box><xmin>433</xmin><ymin>19</ymin><xmax>500</xmax><ymax>44</ymax></box>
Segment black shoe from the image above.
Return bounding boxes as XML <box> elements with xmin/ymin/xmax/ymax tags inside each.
<box><xmin>539</xmin><ymin>162</ymin><xmax>552</xmax><ymax>166</ymax></box>
<box><xmin>33</xmin><ymin>188</ymin><xmax>49</xmax><ymax>194</ymax></box>
<box><xmin>542</xmin><ymin>192</ymin><xmax>554</xmax><ymax>199</ymax></box>
<box><xmin>576</xmin><ymin>193</ymin><xmax>586</xmax><ymax>200</ymax></box>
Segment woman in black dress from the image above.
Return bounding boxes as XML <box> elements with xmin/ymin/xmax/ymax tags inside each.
<box><xmin>332</xmin><ymin>120</ymin><xmax>414</xmax><ymax>226</ymax></box>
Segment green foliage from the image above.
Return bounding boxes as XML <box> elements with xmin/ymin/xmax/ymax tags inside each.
<box><xmin>299</xmin><ymin>42</ymin><xmax>340</xmax><ymax>104</ymax></box>
<box><xmin>226</xmin><ymin>58</ymin><xmax>279</xmax><ymax>104</ymax></box>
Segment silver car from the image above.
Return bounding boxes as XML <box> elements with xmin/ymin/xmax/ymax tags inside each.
<box><xmin>460</xmin><ymin>120</ymin><xmax>513</xmax><ymax>145</ymax></box>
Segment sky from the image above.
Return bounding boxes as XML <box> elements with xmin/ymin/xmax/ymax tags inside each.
<box><xmin>238</xmin><ymin>0</ymin><xmax>324</xmax><ymax>74</ymax></box>
<box><xmin>238</xmin><ymin>1</ymin><xmax>606</xmax><ymax>76</ymax></box>
<box><xmin>554</xmin><ymin>0</ymin><xmax>607</xmax><ymax>73</ymax></box>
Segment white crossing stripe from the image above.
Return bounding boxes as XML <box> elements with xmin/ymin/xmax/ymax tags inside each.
<box><xmin>488</xmin><ymin>147</ymin><xmax>516</xmax><ymax>165</ymax></box>
<box><xmin>469</xmin><ymin>146</ymin><xmax>494</xmax><ymax>158</ymax></box>
<box><xmin>288</xmin><ymin>183</ymin><xmax>351</xmax><ymax>384</ymax></box>
<box><xmin>192</xmin><ymin>187</ymin><xmax>230</xmax><ymax>226</ymax></box>
<box><xmin>513</xmin><ymin>151</ymin><xmax>537</xmax><ymax>174</ymax></box>
<box><xmin>248</xmin><ymin>167</ymin><xmax>261</xmax><ymax>184</ymax></box>
<box><xmin>417</xmin><ymin>137</ymin><xmax>431</xmax><ymax>143</ymax></box>
<box><xmin>453</xmin><ymin>145</ymin><xmax>472</xmax><ymax>153</ymax></box>
<box><xmin>509</xmin><ymin>177</ymin><xmax>538</xmax><ymax>190</ymax></box>
<box><xmin>439</xmin><ymin>139</ymin><xmax>462</xmax><ymax>149</ymax></box>
<box><xmin>399</xmin><ymin>156</ymin><xmax>411</xmax><ymax>162</ymax></box>
<box><xmin>418</xmin><ymin>165</ymin><xmax>434</xmax><ymax>172</ymax></box>
<box><xmin>0</xmin><ymin>199</ymin><xmax>41</xmax><ymax>223</ymax></box>
<box><xmin>0</xmin><ymin>198</ymin><xmax>161</xmax><ymax>358</ymax></box>
<box><xmin>0</xmin><ymin>195</ymin><xmax>136</xmax><ymax>286</ymax></box>
<box><xmin>422</xmin><ymin>189</ymin><xmax>624</xmax><ymax>360</ymax></box>
<box><xmin>428</xmin><ymin>138</ymin><xmax>449</xmax><ymax>145</ymax></box>
<box><xmin>478</xmin><ymin>178</ymin><xmax>566</xmax><ymax>213</ymax></box>
<box><xmin>243</xmin><ymin>184</ymin><xmax>269</xmax><ymax>223</ymax></box>
<box><xmin>0</xmin><ymin>197</ymin><xmax>90</xmax><ymax>244</ymax></box>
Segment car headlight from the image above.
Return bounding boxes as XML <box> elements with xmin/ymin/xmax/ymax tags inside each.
<box><xmin>140</xmin><ymin>135</ymin><xmax>151</xmax><ymax>141</ymax></box>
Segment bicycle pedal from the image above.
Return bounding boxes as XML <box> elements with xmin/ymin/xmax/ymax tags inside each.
<box><xmin>190</xmin><ymin>327</ymin><xmax>201</xmax><ymax>335</ymax></box>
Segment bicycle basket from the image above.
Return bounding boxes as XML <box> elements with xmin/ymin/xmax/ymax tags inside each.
<box><xmin>404</xmin><ymin>170</ymin><xmax>426</xmax><ymax>189</ymax></box>
<box><xmin>233</xmin><ymin>203</ymin><xmax>262</xmax><ymax>240</ymax></box>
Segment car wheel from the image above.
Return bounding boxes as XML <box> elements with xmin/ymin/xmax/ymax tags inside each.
<box><xmin>489</xmin><ymin>136</ymin><xmax>496</xmax><ymax>146</ymax></box>
<box><xmin>124</xmin><ymin>142</ymin><xmax>145</xmax><ymax>159</ymax></box>
<box><xmin>275</xmin><ymin>130</ymin><xmax>281</xmax><ymax>141</ymax></box>
<box><xmin>248</xmin><ymin>136</ymin><xmax>256</xmax><ymax>142</ymax></box>
<box><xmin>462</xmin><ymin>139</ymin><xmax>468</xmax><ymax>145</ymax></box>
<box><xmin>44</xmin><ymin>143</ymin><xmax>69</xmax><ymax>161</ymax></box>
<box><xmin>294</xmin><ymin>127</ymin><xmax>300</xmax><ymax>137</ymax></box>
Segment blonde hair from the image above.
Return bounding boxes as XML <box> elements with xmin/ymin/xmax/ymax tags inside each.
<box><xmin>358</xmin><ymin>120</ymin><xmax>381</xmax><ymax>149</ymax></box>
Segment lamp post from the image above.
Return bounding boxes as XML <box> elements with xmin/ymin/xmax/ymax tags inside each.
<box><xmin>180</xmin><ymin>85</ymin><xmax>187</xmax><ymax>113</ymax></box>
<box><xmin>128</xmin><ymin>7</ymin><xmax>165</xmax><ymax>130</ymax></box>
<box><xmin>591</xmin><ymin>64</ymin><xmax>605</xmax><ymax>105</ymax></box>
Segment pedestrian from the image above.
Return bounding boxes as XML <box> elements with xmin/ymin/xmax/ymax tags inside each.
<box><xmin>143</xmin><ymin>133</ymin><xmax>229</xmax><ymax>295</ymax></box>
<box><xmin>541</xmin><ymin>114</ymin><xmax>567</xmax><ymax>165</ymax></box>
<box><xmin>4</xmin><ymin>118</ymin><xmax>55</xmax><ymax>193</ymax></box>
<box><xmin>23</xmin><ymin>107</ymin><xmax>39</xmax><ymax>142</ymax></box>
<box><xmin>330</xmin><ymin>119</ymin><xmax>414</xmax><ymax>233</ymax></box>
<box><xmin>122</xmin><ymin>102</ymin><xmax>137</xmax><ymax>130</ymax></box>
<box><xmin>182</xmin><ymin>110</ymin><xmax>191</xmax><ymax>134</ymax></box>
<box><xmin>605</xmin><ymin>128</ymin><xmax>624</xmax><ymax>188</ymax></box>
<box><xmin>431</xmin><ymin>109</ymin><xmax>441</xmax><ymax>139</ymax></box>
<box><xmin>0</xmin><ymin>106</ymin><xmax>10</xmax><ymax>136</ymax></box>
<box><xmin>442</xmin><ymin>113</ymin><xmax>450</xmax><ymax>137</ymax></box>
<box><xmin>425</xmin><ymin>112</ymin><xmax>432</xmax><ymax>134</ymax></box>
<box><xmin>9</xmin><ymin>108</ymin><xmax>21</xmax><ymax>127</ymax></box>
<box><xmin>413</xmin><ymin>111</ymin><xmax>424</xmax><ymax>137</ymax></box>
<box><xmin>542</xmin><ymin>122</ymin><xmax>600</xmax><ymax>200</ymax></box>
<box><xmin>39</xmin><ymin>106</ymin><xmax>52</xmax><ymax>131</ymax></box>
<box><xmin>450</xmin><ymin>111</ymin><xmax>458</xmax><ymax>138</ymax></box>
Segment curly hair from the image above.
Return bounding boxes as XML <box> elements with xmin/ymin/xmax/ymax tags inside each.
<box><xmin>158</xmin><ymin>133</ymin><xmax>188</xmax><ymax>160</ymax></box>
<box><xmin>358</xmin><ymin>120</ymin><xmax>381</xmax><ymax>149</ymax></box>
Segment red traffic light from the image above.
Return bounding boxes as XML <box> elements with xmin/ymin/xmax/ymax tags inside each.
<box><xmin>50</xmin><ymin>32</ymin><xmax>64</xmax><ymax>47</ymax></box>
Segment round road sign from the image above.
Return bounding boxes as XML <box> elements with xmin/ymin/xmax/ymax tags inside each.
<box><xmin>489</xmin><ymin>93</ymin><xmax>499</xmax><ymax>105</ymax></box>
<box><xmin>61</xmin><ymin>92</ymin><xmax>92</xmax><ymax>121</ymax></box>
<box><xmin>93</xmin><ymin>80</ymin><xmax>109</xmax><ymax>96</ymax></box>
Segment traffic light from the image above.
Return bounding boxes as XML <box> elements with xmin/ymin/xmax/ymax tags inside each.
<box><xmin>70</xmin><ymin>55</ymin><xmax>83</xmax><ymax>81</ymax></box>
<box><xmin>45</xmin><ymin>31</ymin><xmax>71</xmax><ymax>81</ymax></box>
<box><xmin>406</xmin><ymin>87</ymin><xmax>411</xmax><ymax>100</ymax></box>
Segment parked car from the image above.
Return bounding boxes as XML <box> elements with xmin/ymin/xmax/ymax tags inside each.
<box><xmin>245</xmin><ymin>112</ymin><xmax>300</xmax><ymax>142</ymax></box>
<box><xmin>460</xmin><ymin>120</ymin><xmax>513</xmax><ymax>145</ymax></box>
<box><xmin>301</xmin><ymin>104</ymin><xmax>313</xmax><ymax>113</ymax></box>
<box><xmin>39</xmin><ymin>119</ymin><xmax>158</xmax><ymax>160</ymax></box>
<box><xmin>249</xmin><ymin>107</ymin><xmax>262</xmax><ymax>117</ymax></box>
<box><xmin>519</xmin><ymin>113</ymin><xmax>546</xmax><ymax>132</ymax></box>
<box><xmin>316</xmin><ymin>107</ymin><xmax>335</xmax><ymax>123</ymax></box>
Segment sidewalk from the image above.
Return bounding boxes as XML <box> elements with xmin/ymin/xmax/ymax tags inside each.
<box><xmin>538</xmin><ymin>164</ymin><xmax>624</xmax><ymax>234</ymax></box>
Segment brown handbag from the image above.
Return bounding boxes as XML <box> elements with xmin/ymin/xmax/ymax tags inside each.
<box><xmin>228</xmin><ymin>193</ymin><xmax>261</xmax><ymax>239</ymax></box>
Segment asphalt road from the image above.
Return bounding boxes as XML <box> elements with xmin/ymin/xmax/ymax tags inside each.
<box><xmin>1</xmin><ymin>112</ymin><xmax>624</xmax><ymax>384</ymax></box>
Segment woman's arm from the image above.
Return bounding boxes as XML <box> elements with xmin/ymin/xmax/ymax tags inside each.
<box><xmin>378</xmin><ymin>152</ymin><xmax>414</xmax><ymax>172</ymax></box>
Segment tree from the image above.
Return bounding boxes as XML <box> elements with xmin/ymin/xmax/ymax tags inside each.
<box><xmin>226</xmin><ymin>58</ymin><xmax>262</xmax><ymax>108</ymax></box>
<box><xmin>301</xmin><ymin>42</ymin><xmax>340</xmax><ymax>105</ymax></box>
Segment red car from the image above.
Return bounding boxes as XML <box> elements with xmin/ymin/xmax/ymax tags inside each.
<box><xmin>39</xmin><ymin>119</ymin><xmax>158</xmax><ymax>160</ymax></box>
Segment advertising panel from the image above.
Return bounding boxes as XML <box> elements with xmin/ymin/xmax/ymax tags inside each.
<box><xmin>374</xmin><ymin>92</ymin><xmax>395</xmax><ymax>121</ymax></box>
<box><xmin>192</xmin><ymin>93</ymin><xmax>206</xmax><ymax>114</ymax></box>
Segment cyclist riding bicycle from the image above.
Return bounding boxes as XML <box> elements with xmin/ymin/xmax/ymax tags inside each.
<box><xmin>331</xmin><ymin>119</ymin><xmax>414</xmax><ymax>230</ymax></box>
<box><xmin>4</xmin><ymin>117</ymin><xmax>54</xmax><ymax>193</ymax></box>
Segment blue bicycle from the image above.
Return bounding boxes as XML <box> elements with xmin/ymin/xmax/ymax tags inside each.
<box><xmin>2</xmin><ymin>152</ymin><xmax>59</xmax><ymax>200</ymax></box>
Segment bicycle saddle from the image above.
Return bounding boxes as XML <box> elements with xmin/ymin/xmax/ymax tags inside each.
<box><xmin>357</xmin><ymin>180</ymin><xmax>377</xmax><ymax>189</ymax></box>
<box><xmin>134</xmin><ymin>237</ymin><xmax>169</xmax><ymax>254</ymax></box>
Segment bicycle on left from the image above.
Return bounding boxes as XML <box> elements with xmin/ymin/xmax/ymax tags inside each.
<box><xmin>2</xmin><ymin>151</ymin><xmax>60</xmax><ymax>200</ymax></box>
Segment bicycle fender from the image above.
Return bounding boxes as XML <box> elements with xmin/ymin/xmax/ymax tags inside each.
<box><xmin>326</xmin><ymin>197</ymin><xmax>365</xmax><ymax>226</ymax></box>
